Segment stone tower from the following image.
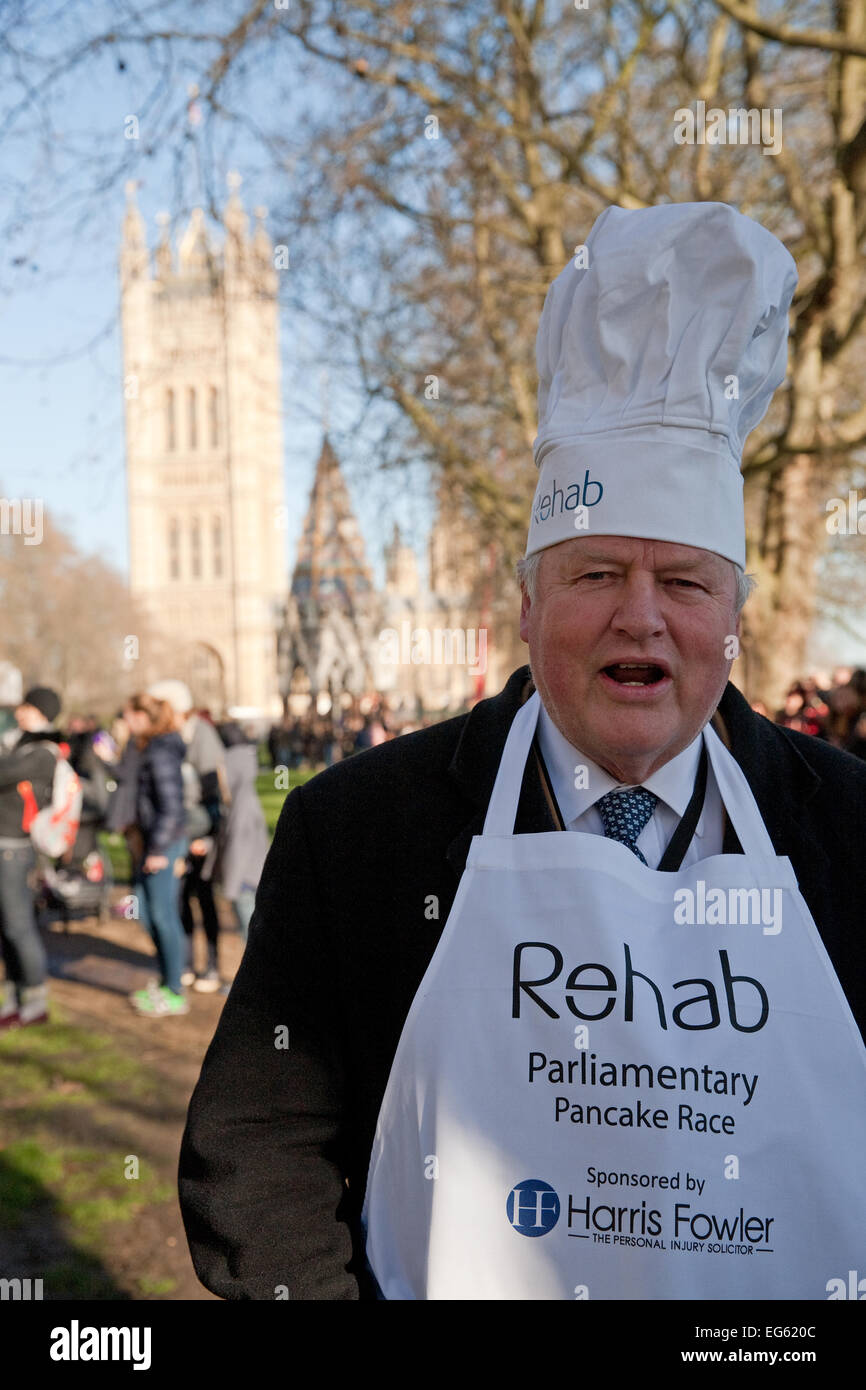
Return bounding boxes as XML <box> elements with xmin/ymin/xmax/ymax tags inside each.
<box><xmin>119</xmin><ymin>175</ymin><xmax>286</xmax><ymax>716</ymax></box>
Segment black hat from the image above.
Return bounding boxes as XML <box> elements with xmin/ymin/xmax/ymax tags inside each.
<box><xmin>23</xmin><ymin>686</ymin><xmax>61</xmax><ymax>723</ymax></box>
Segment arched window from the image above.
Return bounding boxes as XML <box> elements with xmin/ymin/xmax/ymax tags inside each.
<box><xmin>190</xmin><ymin>516</ymin><xmax>201</xmax><ymax>578</ymax></box>
<box><xmin>165</xmin><ymin>389</ymin><xmax>176</xmax><ymax>452</ymax></box>
<box><xmin>212</xmin><ymin>515</ymin><xmax>223</xmax><ymax>578</ymax></box>
<box><xmin>168</xmin><ymin>517</ymin><xmax>180</xmax><ymax>580</ymax></box>
<box><xmin>188</xmin><ymin>387</ymin><xmax>197</xmax><ymax>450</ymax></box>
<box><xmin>209</xmin><ymin>387</ymin><xmax>219</xmax><ymax>448</ymax></box>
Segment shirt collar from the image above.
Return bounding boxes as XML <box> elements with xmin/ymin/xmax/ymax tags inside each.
<box><xmin>536</xmin><ymin>700</ymin><xmax>705</xmax><ymax>827</ymax></box>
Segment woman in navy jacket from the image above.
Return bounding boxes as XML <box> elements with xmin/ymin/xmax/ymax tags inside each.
<box><xmin>123</xmin><ymin>694</ymin><xmax>188</xmax><ymax>1017</ymax></box>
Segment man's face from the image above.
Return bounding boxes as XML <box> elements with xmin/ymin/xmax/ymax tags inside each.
<box><xmin>519</xmin><ymin>535</ymin><xmax>740</xmax><ymax>783</ymax></box>
<box><xmin>15</xmin><ymin>703</ymin><xmax>44</xmax><ymax>732</ymax></box>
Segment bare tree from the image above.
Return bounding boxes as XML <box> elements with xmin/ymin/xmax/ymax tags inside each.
<box><xmin>0</xmin><ymin>502</ymin><xmax>183</xmax><ymax>717</ymax></box>
<box><xmin>2</xmin><ymin>0</ymin><xmax>865</xmax><ymax>701</ymax></box>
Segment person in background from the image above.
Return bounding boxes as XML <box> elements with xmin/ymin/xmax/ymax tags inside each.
<box><xmin>0</xmin><ymin>686</ymin><xmax>62</xmax><ymax>1030</ymax></box>
<box><xmin>212</xmin><ymin>721</ymin><xmax>269</xmax><ymax>990</ymax></box>
<box><xmin>774</xmin><ymin>681</ymin><xmax>827</xmax><ymax>737</ymax></box>
<box><xmin>147</xmin><ymin>682</ymin><xmax>228</xmax><ymax>993</ymax></box>
<box><xmin>825</xmin><ymin>668</ymin><xmax>866</xmax><ymax>747</ymax></box>
<box><xmin>123</xmin><ymin>693</ymin><xmax>189</xmax><ymax>1017</ymax></box>
<box><xmin>800</xmin><ymin>677</ymin><xmax>830</xmax><ymax>736</ymax></box>
<box><xmin>353</xmin><ymin>711</ymin><xmax>387</xmax><ymax>753</ymax></box>
<box><xmin>65</xmin><ymin>719</ymin><xmax>115</xmax><ymax>866</ymax></box>
<box><xmin>267</xmin><ymin>721</ymin><xmax>282</xmax><ymax>771</ymax></box>
<box><xmin>0</xmin><ymin>662</ymin><xmax>23</xmax><ymax>749</ymax></box>
<box><xmin>104</xmin><ymin>710</ymin><xmax>140</xmax><ymax>841</ymax></box>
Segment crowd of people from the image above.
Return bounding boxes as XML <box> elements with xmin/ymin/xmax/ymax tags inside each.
<box><xmin>0</xmin><ymin>679</ymin><xmax>270</xmax><ymax>1027</ymax></box>
<box><xmin>753</xmin><ymin>665</ymin><xmax>866</xmax><ymax>755</ymax></box>
<box><xmin>264</xmin><ymin>700</ymin><xmax>428</xmax><ymax>770</ymax></box>
<box><xmin>2</xmin><ymin>662</ymin><xmax>865</xmax><ymax>1033</ymax></box>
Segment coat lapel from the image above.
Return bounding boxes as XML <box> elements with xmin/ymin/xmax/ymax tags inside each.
<box><xmin>445</xmin><ymin>666</ymin><xmax>555</xmax><ymax>878</ymax></box>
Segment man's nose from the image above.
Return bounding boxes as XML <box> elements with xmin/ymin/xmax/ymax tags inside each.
<box><xmin>610</xmin><ymin>574</ymin><xmax>666</xmax><ymax>639</ymax></box>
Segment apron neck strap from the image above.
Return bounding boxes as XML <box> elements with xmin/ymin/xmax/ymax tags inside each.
<box><xmin>482</xmin><ymin>692</ymin><xmax>541</xmax><ymax>836</ymax></box>
<box><xmin>656</xmin><ymin>741</ymin><xmax>707</xmax><ymax>871</ymax></box>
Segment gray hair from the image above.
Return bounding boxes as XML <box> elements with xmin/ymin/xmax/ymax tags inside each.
<box><xmin>516</xmin><ymin>550</ymin><xmax>755</xmax><ymax>613</ymax></box>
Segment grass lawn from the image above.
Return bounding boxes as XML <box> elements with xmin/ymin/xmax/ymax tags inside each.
<box><xmin>0</xmin><ymin>756</ymin><xmax>324</xmax><ymax>1297</ymax></box>
<box><xmin>0</xmin><ymin>1013</ymin><xmax>174</xmax><ymax>1297</ymax></box>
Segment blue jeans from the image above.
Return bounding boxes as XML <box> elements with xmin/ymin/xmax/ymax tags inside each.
<box><xmin>0</xmin><ymin>842</ymin><xmax>46</xmax><ymax>993</ymax></box>
<box><xmin>133</xmin><ymin>838</ymin><xmax>187</xmax><ymax>996</ymax></box>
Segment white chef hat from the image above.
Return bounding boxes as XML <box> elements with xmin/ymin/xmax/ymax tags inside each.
<box><xmin>525</xmin><ymin>202</ymin><xmax>798</xmax><ymax>567</ymax></box>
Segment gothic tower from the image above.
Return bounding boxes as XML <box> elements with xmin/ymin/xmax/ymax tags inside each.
<box><xmin>119</xmin><ymin>175</ymin><xmax>286</xmax><ymax>716</ymax></box>
<box><xmin>278</xmin><ymin>435</ymin><xmax>379</xmax><ymax>708</ymax></box>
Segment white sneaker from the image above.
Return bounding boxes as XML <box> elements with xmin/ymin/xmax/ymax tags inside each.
<box><xmin>192</xmin><ymin>968</ymin><xmax>221</xmax><ymax>993</ymax></box>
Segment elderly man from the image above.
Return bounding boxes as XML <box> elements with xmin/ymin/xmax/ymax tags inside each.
<box><xmin>179</xmin><ymin>203</ymin><xmax>866</xmax><ymax>1301</ymax></box>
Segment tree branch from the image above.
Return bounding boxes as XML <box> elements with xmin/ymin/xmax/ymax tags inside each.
<box><xmin>712</xmin><ymin>0</ymin><xmax>866</xmax><ymax>59</ymax></box>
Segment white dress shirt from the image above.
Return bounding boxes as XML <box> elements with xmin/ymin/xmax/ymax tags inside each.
<box><xmin>535</xmin><ymin>702</ymin><xmax>724</xmax><ymax>868</ymax></box>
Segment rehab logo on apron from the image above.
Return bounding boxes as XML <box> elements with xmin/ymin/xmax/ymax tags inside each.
<box><xmin>363</xmin><ymin>693</ymin><xmax>866</xmax><ymax>1300</ymax></box>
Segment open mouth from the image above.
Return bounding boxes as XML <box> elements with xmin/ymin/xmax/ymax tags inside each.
<box><xmin>601</xmin><ymin>662</ymin><xmax>668</xmax><ymax>687</ymax></box>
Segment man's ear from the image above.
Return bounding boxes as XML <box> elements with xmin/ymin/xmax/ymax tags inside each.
<box><xmin>519</xmin><ymin>587</ymin><xmax>531</xmax><ymax>644</ymax></box>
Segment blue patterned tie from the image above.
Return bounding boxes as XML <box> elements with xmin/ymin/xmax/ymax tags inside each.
<box><xmin>595</xmin><ymin>787</ymin><xmax>658</xmax><ymax>865</ymax></box>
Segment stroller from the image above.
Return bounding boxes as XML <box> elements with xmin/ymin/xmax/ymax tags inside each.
<box><xmin>35</xmin><ymin>848</ymin><xmax>114</xmax><ymax>929</ymax></box>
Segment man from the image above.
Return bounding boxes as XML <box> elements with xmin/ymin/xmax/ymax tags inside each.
<box><xmin>179</xmin><ymin>203</ymin><xmax>866</xmax><ymax>1300</ymax></box>
<box><xmin>0</xmin><ymin>686</ymin><xmax>63</xmax><ymax>1029</ymax></box>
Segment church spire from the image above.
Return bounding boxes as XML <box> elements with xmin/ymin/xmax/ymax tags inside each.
<box><xmin>120</xmin><ymin>180</ymin><xmax>149</xmax><ymax>281</ymax></box>
<box><xmin>224</xmin><ymin>170</ymin><xmax>250</xmax><ymax>278</ymax></box>
<box><xmin>154</xmin><ymin>211</ymin><xmax>173</xmax><ymax>279</ymax></box>
<box><xmin>292</xmin><ymin>436</ymin><xmax>375</xmax><ymax>613</ymax></box>
<box><xmin>178</xmin><ymin>206</ymin><xmax>211</xmax><ymax>275</ymax></box>
<box><xmin>253</xmin><ymin>206</ymin><xmax>271</xmax><ymax>261</ymax></box>
<box><xmin>251</xmin><ymin>205</ymin><xmax>277</xmax><ymax>293</ymax></box>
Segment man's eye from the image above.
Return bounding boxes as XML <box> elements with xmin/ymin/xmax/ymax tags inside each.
<box><xmin>579</xmin><ymin>571</ymin><xmax>613</xmax><ymax>581</ymax></box>
<box><xmin>667</xmin><ymin>578</ymin><xmax>701</xmax><ymax>589</ymax></box>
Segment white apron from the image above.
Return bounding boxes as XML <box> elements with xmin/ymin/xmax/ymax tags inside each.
<box><xmin>362</xmin><ymin>692</ymin><xmax>866</xmax><ymax>1300</ymax></box>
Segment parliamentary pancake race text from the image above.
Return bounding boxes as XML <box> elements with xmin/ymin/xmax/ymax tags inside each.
<box><xmin>505</xmin><ymin>931</ymin><xmax>784</xmax><ymax>1269</ymax></box>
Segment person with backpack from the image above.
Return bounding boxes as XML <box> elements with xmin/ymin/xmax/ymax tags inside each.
<box><xmin>122</xmin><ymin>693</ymin><xmax>189</xmax><ymax>1018</ymax></box>
<box><xmin>0</xmin><ymin>685</ymin><xmax>67</xmax><ymax>1029</ymax></box>
<box><xmin>33</xmin><ymin>721</ymin><xmax>119</xmax><ymax>927</ymax></box>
